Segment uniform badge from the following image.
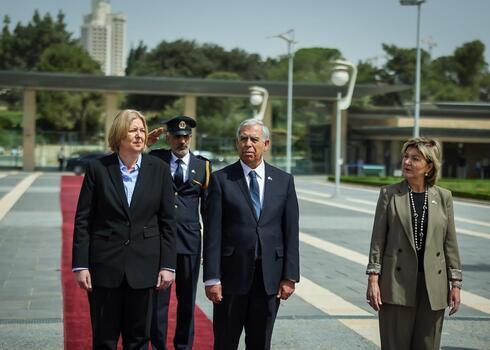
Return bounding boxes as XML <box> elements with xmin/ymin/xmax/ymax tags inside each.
<box><xmin>178</xmin><ymin>121</ymin><xmax>186</xmax><ymax>129</ymax></box>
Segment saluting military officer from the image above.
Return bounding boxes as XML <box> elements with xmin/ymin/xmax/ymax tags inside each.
<box><xmin>147</xmin><ymin>115</ymin><xmax>211</xmax><ymax>350</ymax></box>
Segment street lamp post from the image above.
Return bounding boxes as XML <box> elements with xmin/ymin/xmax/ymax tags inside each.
<box><xmin>400</xmin><ymin>0</ymin><xmax>426</xmax><ymax>137</ymax></box>
<box><xmin>273</xmin><ymin>29</ymin><xmax>296</xmax><ymax>173</ymax></box>
<box><xmin>249</xmin><ymin>86</ymin><xmax>269</xmax><ymax>120</ymax></box>
<box><xmin>331</xmin><ymin>60</ymin><xmax>358</xmax><ymax>197</ymax></box>
<box><xmin>334</xmin><ymin>90</ymin><xmax>342</xmax><ymax>197</ymax></box>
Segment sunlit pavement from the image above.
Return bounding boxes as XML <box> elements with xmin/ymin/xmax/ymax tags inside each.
<box><xmin>0</xmin><ymin>172</ymin><xmax>488</xmax><ymax>349</ymax></box>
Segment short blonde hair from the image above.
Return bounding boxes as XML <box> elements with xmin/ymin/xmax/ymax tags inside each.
<box><xmin>401</xmin><ymin>137</ymin><xmax>442</xmax><ymax>187</ymax></box>
<box><xmin>108</xmin><ymin>109</ymin><xmax>148</xmax><ymax>152</ymax></box>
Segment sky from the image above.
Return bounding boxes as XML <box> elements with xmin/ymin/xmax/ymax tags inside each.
<box><xmin>3</xmin><ymin>0</ymin><xmax>490</xmax><ymax>66</ymax></box>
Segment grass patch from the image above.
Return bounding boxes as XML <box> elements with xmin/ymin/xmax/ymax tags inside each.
<box><xmin>329</xmin><ymin>176</ymin><xmax>490</xmax><ymax>201</ymax></box>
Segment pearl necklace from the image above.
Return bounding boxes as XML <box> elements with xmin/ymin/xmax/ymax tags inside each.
<box><xmin>408</xmin><ymin>185</ymin><xmax>428</xmax><ymax>251</ymax></box>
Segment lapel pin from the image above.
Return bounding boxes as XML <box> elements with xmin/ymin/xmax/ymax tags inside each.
<box><xmin>191</xmin><ymin>169</ymin><xmax>196</xmax><ymax>174</ymax></box>
<box><xmin>267</xmin><ymin>176</ymin><xmax>272</xmax><ymax>181</ymax></box>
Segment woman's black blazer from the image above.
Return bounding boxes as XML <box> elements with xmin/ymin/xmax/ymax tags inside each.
<box><xmin>72</xmin><ymin>153</ymin><xmax>176</xmax><ymax>289</ymax></box>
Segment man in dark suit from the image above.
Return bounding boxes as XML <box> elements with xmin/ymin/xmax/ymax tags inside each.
<box><xmin>203</xmin><ymin>118</ymin><xmax>300</xmax><ymax>350</ymax></box>
<box><xmin>72</xmin><ymin>109</ymin><xmax>177</xmax><ymax>349</ymax></box>
<box><xmin>148</xmin><ymin>116</ymin><xmax>211</xmax><ymax>350</ymax></box>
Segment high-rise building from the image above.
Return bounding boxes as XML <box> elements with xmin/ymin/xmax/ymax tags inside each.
<box><xmin>81</xmin><ymin>0</ymin><xmax>126</xmax><ymax>76</ymax></box>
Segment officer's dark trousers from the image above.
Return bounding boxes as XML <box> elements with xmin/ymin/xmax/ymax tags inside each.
<box><xmin>212</xmin><ymin>262</ymin><xmax>280</xmax><ymax>350</ymax></box>
<box><xmin>150</xmin><ymin>254</ymin><xmax>200</xmax><ymax>350</ymax></box>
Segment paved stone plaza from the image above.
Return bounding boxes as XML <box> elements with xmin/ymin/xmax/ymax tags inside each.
<box><xmin>0</xmin><ymin>172</ymin><xmax>63</xmax><ymax>349</ymax></box>
<box><xmin>1</xmin><ymin>172</ymin><xmax>489</xmax><ymax>349</ymax></box>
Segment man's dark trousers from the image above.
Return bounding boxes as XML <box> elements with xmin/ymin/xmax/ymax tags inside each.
<box><xmin>213</xmin><ymin>262</ymin><xmax>280</xmax><ymax>350</ymax></box>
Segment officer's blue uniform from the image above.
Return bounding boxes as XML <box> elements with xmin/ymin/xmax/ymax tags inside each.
<box><xmin>149</xmin><ymin>116</ymin><xmax>210</xmax><ymax>350</ymax></box>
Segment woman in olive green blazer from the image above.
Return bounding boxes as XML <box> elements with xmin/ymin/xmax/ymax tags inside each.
<box><xmin>366</xmin><ymin>137</ymin><xmax>462</xmax><ymax>350</ymax></box>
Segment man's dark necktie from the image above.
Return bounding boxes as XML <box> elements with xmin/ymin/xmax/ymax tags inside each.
<box><xmin>174</xmin><ymin>159</ymin><xmax>184</xmax><ymax>187</ymax></box>
<box><xmin>248</xmin><ymin>170</ymin><xmax>261</xmax><ymax>219</ymax></box>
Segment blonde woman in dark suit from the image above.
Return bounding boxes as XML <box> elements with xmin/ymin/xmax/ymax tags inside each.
<box><xmin>366</xmin><ymin>137</ymin><xmax>462</xmax><ymax>350</ymax></box>
<box><xmin>73</xmin><ymin>110</ymin><xmax>177</xmax><ymax>349</ymax></box>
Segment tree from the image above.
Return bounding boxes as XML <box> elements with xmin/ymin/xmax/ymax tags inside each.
<box><xmin>380</xmin><ymin>44</ymin><xmax>431</xmax><ymax>85</ymax></box>
<box><xmin>0</xmin><ymin>16</ymin><xmax>22</xmax><ymax>107</ymax></box>
<box><xmin>356</xmin><ymin>60</ymin><xmax>383</xmax><ymax>84</ymax></box>
<box><xmin>0</xmin><ymin>16</ymin><xmax>20</xmax><ymax>70</ymax></box>
<box><xmin>125</xmin><ymin>41</ymin><xmax>147</xmax><ymax>75</ymax></box>
<box><xmin>0</xmin><ymin>10</ymin><xmax>104</xmax><ymax>140</ymax></box>
<box><xmin>480</xmin><ymin>72</ymin><xmax>490</xmax><ymax>101</ymax></box>
<box><xmin>219</xmin><ymin>48</ymin><xmax>264</xmax><ymax>80</ymax></box>
<box><xmin>124</xmin><ymin>39</ymin><xmax>266</xmax><ymax>110</ymax></box>
<box><xmin>129</xmin><ymin>39</ymin><xmax>216</xmax><ymax>77</ymax></box>
<box><xmin>37</xmin><ymin>43</ymin><xmax>103</xmax><ymax>140</ymax></box>
<box><xmin>376</xmin><ymin>41</ymin><xmax>488</xmax><ymax>104</ymax></box>
<box><xmin>0</xmin><ymin>10</ymin><xmax>77</xmax><ymax>108</ymax></box>
<box><xmin>37</xmin><ymin>43</ymin><xmax>100</xmax><ymax>73</ymax></box>
<box><xmin>265</xmin><ymin>47</ymin><xmax>342</xmax><ymax>82</ymax></box>
<box><xmin>198</xmin><ymin>71</ymin><xmax>246</xmax><ymax>121</ymax></box>
<box><xmin>453</xmin><ymin>40</ymin><xmax>486</xmax><ymax>87</ymax></box>
<box><xmin>9</xmin><ymin>10</ymin><xmax>73</xmax><ymax>70</ymax></box>
<box><xmin>425</xmin><ymin>40</ymin><xmax>487</xmax><ymax>101</ymax></box>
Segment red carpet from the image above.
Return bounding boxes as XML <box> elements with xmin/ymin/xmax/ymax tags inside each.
<box><xmin>60</xmin><ymin>175</ymin><xmax>213</xmax><ymax>349</ymax></box>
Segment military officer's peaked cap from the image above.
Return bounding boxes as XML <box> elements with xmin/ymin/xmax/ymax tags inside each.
<box><xmin>163</xmin><ymin>115</ymin><xmax>196</xmax><ymax>136</ymax></box>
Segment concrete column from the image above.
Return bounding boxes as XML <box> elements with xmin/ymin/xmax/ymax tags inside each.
<box><xmin>439</xmin><ymin>140</ymin><xmax>445</xmax><ymax>177</ymax></box>
<box><xmin>104</xmin><ymin>92</ymin><xmax>119</xmax><ymax>149</ymax></box>
<box><xmin>374</xmin><ymin>140</ymin><xmax>384</xmax><ymax>164</ymax></box>
<box><xmin>390</xmin><ymin>140</ymin><xmax>402</xmax><ymax>176</ymax></box>
<box><xmin>184</xmin><ymin>95</ymin><xmax>197</xmax><ymax>150</ymax></box>
<box><xmin>263</xmin><ymin>100</ymin><xmax>272</xmax><ymax>162</ymax></box>
<box><xmin>22</xmin><ymin>89</ymin><xmax>36</xmax><ymax>171</ymax></box>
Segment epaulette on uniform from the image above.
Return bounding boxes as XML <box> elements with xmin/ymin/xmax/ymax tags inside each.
<box><xmin>196</xmin><ymin>155</ymin><xmax>211</xmax><ymax>189</ymax></box>
<box><xmin>195</xmin><ymin>155</ymin><xmax>209</xmax><ymax>162</ymax></box>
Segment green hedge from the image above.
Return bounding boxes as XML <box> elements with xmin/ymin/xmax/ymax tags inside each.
<box><xmin>328</xmin><ymin>176</ymin><xmax>490</xmax><ymax>201</ymax></box>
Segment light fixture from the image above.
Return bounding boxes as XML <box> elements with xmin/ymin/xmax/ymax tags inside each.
<box><xmin>248</xmin><ymin>86</ymin><xmax>269</xmax><ymax>121</ymax></box>
<box><xmin>331</xmin><ymin>65</ymin><xmax>350</xmax><ymax>87</ymax></box>
<box><xmin>330</xmin><ymin>59</ymin><xmax>357</xmax><ymax>197</ymax></box>
<box><xmin>400</xmin><ymin>0</ymin><xmax>425</xmax><ymax>5</ymax></box>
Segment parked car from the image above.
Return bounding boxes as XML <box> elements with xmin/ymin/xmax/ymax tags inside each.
<box><xmin>193</xmin><ymin>150</ymin><xmax>228</xmax><ymax>170</ymax></box>
<box><xmin>66</xmin><ymin>151</ymin><xmax>107</xmax><ymax>175</ymax></box>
